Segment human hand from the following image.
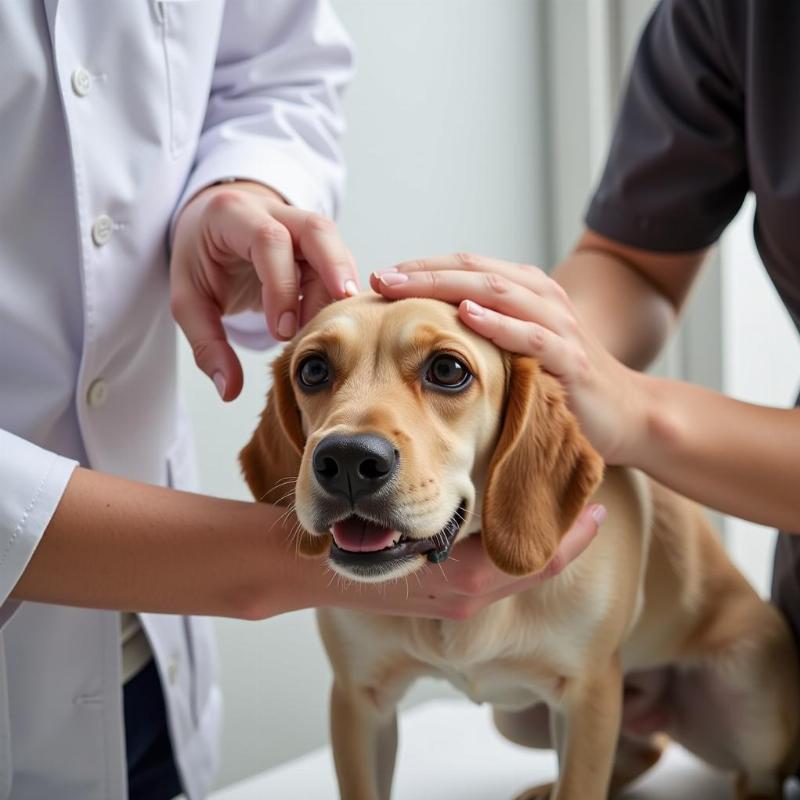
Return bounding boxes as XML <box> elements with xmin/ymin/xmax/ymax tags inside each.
<box><xmin>370</xmin><ymin>254</ymin><xmax>647</xmax><ymax>464</ymax></box>
<box><xmin>170</xmin><ymin>181</ymin><xmax>359</xmax><ymax>400</ymax></box>
<box><xmin>322</xmin><ymin>505</ymin><xmax>606</xmax><ymax>620</ymax></box>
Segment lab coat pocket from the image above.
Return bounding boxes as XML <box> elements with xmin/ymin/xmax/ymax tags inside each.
<box><xmin>155</xmin><ymin>0</ymin><xmax>225</xmax><ymax>157</ymax></box>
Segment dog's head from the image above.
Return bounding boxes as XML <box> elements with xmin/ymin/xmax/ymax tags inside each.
<box><xmin>241</xmin><ymin>293</ymin><xmax>603</xmax><ymax>583</ymax></box>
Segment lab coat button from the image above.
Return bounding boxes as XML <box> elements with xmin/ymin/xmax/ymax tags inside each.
<box><xmin>167</xmin><ymin>658</ymin><xmax>179</xmax><ymax>685</ymax></box>
<box><xmin>86</xmin><ymin>379</ymin><xmax>108</xmax><ymax>408</ymax></box>
<box><xmin>91</xmin><ymin>215</ymin><xmax>114</xmax><ymax>246</ymax></box>
<box><xmin>71</xmin><ymin>68</ymin><xmax>92</xmax><ymax>97</ymax></box>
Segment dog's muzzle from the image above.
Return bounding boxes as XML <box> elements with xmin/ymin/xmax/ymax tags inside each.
<box><xmin>309</xmin><ymin>433</ymin><xmax>466</xmax><ymax>577</ymax></box>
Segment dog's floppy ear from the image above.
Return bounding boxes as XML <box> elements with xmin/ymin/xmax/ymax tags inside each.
<box><xmin>239</xmin><ymin>345</ymin><xmax>330</xmax><ymax>557</ymax></box>
<box><xmin>482</xmin><ymin>355</ymin><xmax>604</xmax><ymax>576</ymax></box>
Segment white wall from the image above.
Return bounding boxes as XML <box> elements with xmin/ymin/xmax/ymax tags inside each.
<box><xmin>178</xmin><ymin>1</ymin><xmax>550</xmax><ymax>788</ymax></box>
<box><xmin>336</xmin><ymin>0</ymin><xmax>550</xmax><ymax>269</ymax></box>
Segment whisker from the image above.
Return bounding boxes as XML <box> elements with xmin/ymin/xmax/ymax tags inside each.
<box><xmin>269</xmin><ymin>503</ymin><xmax>298</xmax><ymax>534</ymax></box>
<box><xmin>284</xmin><ymin>525</ymin><xmax>301</xmax><ymax>548</ymax></box>
<box><xmin>290</xmin><ymin>521</ymin><xmax>305</xmax><ymax>545</ymax></box>
<box><xmin>257</xmin><ymin>476</ymin><xmax>297</xmax><ymax>503</ymax></box>
<box><xmin>271</xmin><ymin>476</ymin><xmax>298</xmax><ymax>488</ymax></box>
<box><xmin>272</xmin><ymin>506</ymin><xmax>296</xmax><ymax>528</ymax></box>
<box><xmin>283</xmin><ymin>516</ymin><xmax>305</xmax><ymax>549</ymax></box>
<box><xmin>278</xmin><ymin>506</ymin><xmax>297</xmax><ymax>526</ymax></box>
<box><xmin>266</xmin><ymin>488</ymin><xmax>298</xmax><ymax>507</ymax></box>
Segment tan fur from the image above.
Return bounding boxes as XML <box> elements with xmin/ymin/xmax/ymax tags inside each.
<box><xmin>240</xmin><ymin>344</ymin><xmax>329</xmax><ymax>556</ymax></box>
<box><xmin>240</xmin><ymin>294</ymin><xmax>800</xmax><ymax>799</ymax></box>
<box><xmin>483</xmin><ymin>355</ymin><xmax>604</xmax><ymax>576</ymax></box>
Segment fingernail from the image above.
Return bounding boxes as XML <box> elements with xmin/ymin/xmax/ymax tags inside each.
<box><xmin>379</xmin><ymin>272</ymin><xmax>409</xmax><ymax>286</ymax></box>
<box><xmin>464</xmin><ymin>300</ymin><xmax>485</xmax><ymax>317</ymax></box>
<box><xmin>344</xmin><ymin>279</ymin><xmax>359</xmax><ymax>297</ymax></box>
<box><xmin>590</xmin><ymin>504</ymin><xmax>607</xmax><ymax>525</ymax></box>
<box><xmin>373</xmin><ymin>268</ymin><xmax>397</xmax><ymax>276</ymax></box>
<box><xmin>212</xmin><ymin>372</ymin><xmax>226</xmax><ymax>400</ymax></box>
<box><xmin>277</xmin><ymin>311</ymin><xmax>297</xmax><ymax>339</ymax></box>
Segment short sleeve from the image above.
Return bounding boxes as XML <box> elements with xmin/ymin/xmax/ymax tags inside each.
<box><xmin>585</xmin><ymin>0</ymin><xmax>748</xmax><ymax>252</ymax></box>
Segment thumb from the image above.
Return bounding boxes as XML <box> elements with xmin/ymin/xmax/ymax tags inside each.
<box><xmin>171</xmin><ymin>289</ymin><xmax>244</xmax><ymax>401</ymax></box>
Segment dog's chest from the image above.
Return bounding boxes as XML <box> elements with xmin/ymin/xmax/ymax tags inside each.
<box><xmin>325</xmin><ymin>571</ymin><xmax>611</xmax><ymax>712</ymax></box>
<box><xmin>407</xmin><ymin>587</ymin><xmax>605</xmax><ymax>709</ymax></box>
<box><xmin>433</xmin><ymin>658</ymin><xmax>557</xmax><ymax>709</ymax></box>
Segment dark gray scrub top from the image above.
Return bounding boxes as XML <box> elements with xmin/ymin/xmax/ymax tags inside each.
<box><xmin>584</xmin><ymin>0</ymin><xmax>800</xmax><ymax>645</ymax></box>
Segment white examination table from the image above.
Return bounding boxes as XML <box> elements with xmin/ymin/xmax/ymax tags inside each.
<box><xmin>210</xmin><ymin>698</ymin><xmax>749</xmax><ymax>800</ymax></box>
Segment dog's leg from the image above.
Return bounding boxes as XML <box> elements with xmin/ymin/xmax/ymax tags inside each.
<box><xmin>330</xmin><ymin>681</ymin><xmax>399</xmax><ymax>800</ymax></box>
<box><xmin>550</xmin><ymin>657</ymin><xmax>623</xmax><ymax>800</ymax></box>
<box><xmin>497</xmin><ymin>705</ymin><xmax>556</xmax><ymax>800</ymax></box>
<box><xmin>513</xmin><ymin>783</ymin><xmax>555</xmax><ymax>800</ymax></box>
<box><xmin>506</xmin><ymin>696</ymin><xmax>646</xmax><ymax>800</ymax></box>
<box><xmin>511</xmin><ymin>732</ymin><xmax>665</xmax><ymax>800</ymax></box>
<box><xmin>493</xmin><ymin>703</ymin><xmax>552</xmax><ymax>749</ymax></box>
<box><xmin>669</xmin><ymin>603</ymin><xmax>800</xmax><ymax>800</ymax></box>
<box><xmin>608</xmin><ymin>733</ymin><xmax>667</xmax><ymax>796</ymax></box>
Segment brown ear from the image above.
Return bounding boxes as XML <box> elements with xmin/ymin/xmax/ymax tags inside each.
<box><xmin>482</xmin><ymin>355</ymin><xmax>604</xmax><ymax>576</ymax></box>
<box><xmin>239</xmin><ymin>346</ymin><xmax>330</xmax><ymax>557</ymax></box>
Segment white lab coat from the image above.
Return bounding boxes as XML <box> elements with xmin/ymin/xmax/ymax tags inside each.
<box><xmin>0</xmin><ymin>2</ymin><xmax>352</xmax><ymax>798</ymax></box>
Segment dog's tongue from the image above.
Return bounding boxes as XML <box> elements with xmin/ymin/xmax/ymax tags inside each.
<box><xmin>332</xmin><ymin>517</ymin><xmax>397</xmax><ymax>552</ymax></box>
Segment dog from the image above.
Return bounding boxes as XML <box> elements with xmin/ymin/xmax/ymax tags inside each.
<box><xmin>240</xmin><ymin>292</ymin><xmax>800</xmax><ymax>800</ymax></box>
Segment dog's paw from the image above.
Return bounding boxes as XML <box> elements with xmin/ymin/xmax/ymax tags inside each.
<box><xmin>512</xmin><ymin>782</ymin><xmax>553</xmax><ymax>800</ymax></box>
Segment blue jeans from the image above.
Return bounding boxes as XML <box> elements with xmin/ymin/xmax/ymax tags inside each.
<box><xmin>124</xmin><ymin>660</ymin><xmax>183</xmax><ymax>800</ymax></box>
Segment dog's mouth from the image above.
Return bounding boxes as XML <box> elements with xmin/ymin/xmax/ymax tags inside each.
<box><xmin>329</xmin><ymin>502</ymin><xmax>467</xmax><ymax>568</ymax></box>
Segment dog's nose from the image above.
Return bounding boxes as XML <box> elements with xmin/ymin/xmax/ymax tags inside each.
<box><xmin>312</xmin><ymin>434</ymin><xmax>398</xmax><ymax>500</ymax></box>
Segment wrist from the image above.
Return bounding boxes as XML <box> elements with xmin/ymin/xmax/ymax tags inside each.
<box><xmin>621</xmin><ymin>372</ymin><xmax>681</xmax><ymax>471</ymax></box>
<box><xmin>235</xmin><ymin>510</ymin><xmax>330</xmax><ymax>619</ymax></box>
<box><xmin>193</xmin><ymin>179</ymin><xmax>287</xmax><ymax>209</ymax></box>
<box><xmin>607</xmin><ymin>369</ymin><xmax>664</xmax><ymax>468</ymax></box>
<box><xmin>173</xmin><ymin>180</ymin><xmax>288</xmax><ymax>247</ymax></box>
<box><xmin>222</xmin><ymin>180</ymin><xmax>287</xmax><ymax>205</ymax></box>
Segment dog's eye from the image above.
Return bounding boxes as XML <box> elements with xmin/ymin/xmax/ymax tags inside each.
<box><xmin>425</xmin><ymin>354</ymin><xmax>472</xmax><ymax>390</ymax></box>
<box><xmin>297</xmin><ymin>355</ymin><xmax>331</xmax><ymax>390</ymax></box>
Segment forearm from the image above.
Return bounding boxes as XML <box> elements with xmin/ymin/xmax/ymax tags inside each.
<box><xmin>11</xmin><ymin>465</ymin><xmax>572</xmax><ymax>623</ymax></box>
<box><xmin>629</xmin><ymin>374</ymin><xmax>800</xmax><ymax>530</ymax></box>
<box><xmin>552</xmin><ymin>251</ymin><xmax>672</xmax><ymax>369</ymax></box>
<box><xmin>10</xmin><ymin>467</ymin><xmax>327</xmax><ymax>619</ymax></box>
<box><xmin>553</xmin><ymin>231</ymin><xmax>800</xmax><ymax>528</ymax></box>
<box><xmin>552</xmin><ymin>230</ymin><xmax>706</xmax><ymax>369</ymax></box>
